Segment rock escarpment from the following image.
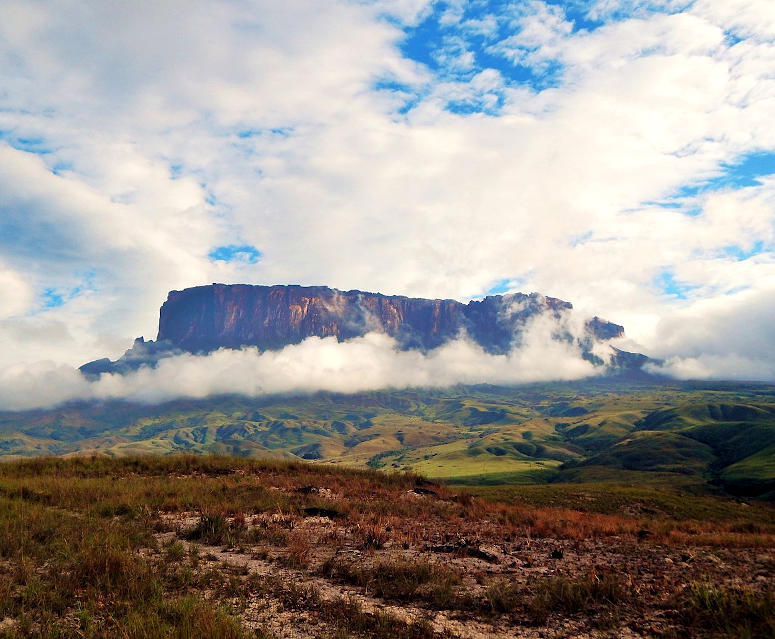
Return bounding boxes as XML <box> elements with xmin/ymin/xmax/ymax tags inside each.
<box><xmin>81</xmin><ymin>283</ymin><xmax>646</xmax><ymax>377</ymax></box>
<box><xmin>156</xmin><ymin>284</ymin><xmax>620</xmax><ymax>353</ymax></box>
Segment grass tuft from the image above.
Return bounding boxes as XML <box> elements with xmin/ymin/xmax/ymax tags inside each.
<box><xmin>681</xmin><ymin>580</ymin><xmax>775</xmax><ymax>638</ymax></box>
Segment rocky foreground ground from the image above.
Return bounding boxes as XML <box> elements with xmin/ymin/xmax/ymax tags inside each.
<box><xmin>0</xmin><ymin>456</ymin><xmax>773</xmax><ymax>638</ymax></box>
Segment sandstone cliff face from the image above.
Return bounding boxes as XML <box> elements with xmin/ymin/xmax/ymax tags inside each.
<box><xmin>155</xmin><ymin>284</ymin><xmax>622</xmax><ymax>354</ymax></box>
<box><xmin>80</xmin><ymin>284</ymin><xmax>641</xmax><ymax>378</ymax></box>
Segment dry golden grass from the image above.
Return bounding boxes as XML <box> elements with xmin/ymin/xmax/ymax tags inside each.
<box><xmin>0</xmin><ymin>454</ymin><xmax>773</xmax><ymax>638</ymax></box>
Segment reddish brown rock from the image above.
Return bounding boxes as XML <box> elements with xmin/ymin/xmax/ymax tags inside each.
<box><xmin>80</xmin><ymin>284</ymin><xmax>645</xmax><ymax>377</ymax></box>
<box><xmin>156</xmin><ymin>283</ymin><xmax>613</xmax><ymax>354</ymax></box>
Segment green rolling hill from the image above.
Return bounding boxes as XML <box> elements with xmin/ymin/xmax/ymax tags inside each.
<box><xmin>1</xmin><ymin>380</ymin><xmax>774</xmax><ymax>497</ymax></box>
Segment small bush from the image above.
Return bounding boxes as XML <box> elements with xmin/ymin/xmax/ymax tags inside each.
<box><xmin>483</xmin><ymin>579</ymin><xmax>524</xmax><ymax>613</ymax></box>
<box><xmin>357</xmin><ymin>524</ymin><xmax>389</xmax><ymax>550</ymax></box>
<box><xmin>683</xmin><ymin>580</ymin><xmax>775</xmax><ymax>638</ymax></box>
<box><xmin>321</xmin><ymin>557</ymin><xmax>461</xmax><ymax>605</ymax></box>
<box><xmin>120</xmin><ymin>596</ymin><xmax>252</xmax><ymax>639</ymax></box>
<box><xmin>317</xmin><ymin>595</ymin><xmax>436</xmax><ymax>639</ymax></box>
<box><xmin>187</xmin><ymin>512</ymin><xmax>245</xmax><ymax>547</ymax></box>
<box><xmin>529</xmin><ymin>570</ymin><xmax>627</xmax><ymax>623</ymax></box>
<box><xmin>164</xmin><ymin>540</ymin><xmax>187</xmax><ymax>563</ymax></box>
<box><xmin>284</xmin><ymin>535</ymin><xmax>312</xmax><ymax>569</ymax></box>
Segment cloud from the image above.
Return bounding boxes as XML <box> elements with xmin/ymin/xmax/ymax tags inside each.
<box><xmin>645</xmin><ymin>286</ymin><xmax>775</xmax><ymax>380</ymax></box>
<box><xmin>0</xmin><ymin>312</ymin><xmax>601</xmax><ymax>411</ymax></box>
<box><xmin>0</xmin><ymin>0</ymin><xmax>773</xmax><ymax>388</ymax></box>
<box><xmin>493</xmin><ymin>1</ymin><xmax>573</xmax><ymax>67</ymax></box>
<box><xmin>0</xmin><ymin>265</ymin><xmax>33</xmax><ymax>319</ymax></box>
<box><xmin>692</xmin><ymin>0</ymin><xmax>775</xmax><ymax>42</ymax></box>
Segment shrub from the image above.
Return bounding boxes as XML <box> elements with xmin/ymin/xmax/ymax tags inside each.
<box><xmin>321</xmin><ymin>557</ymin><xmax>461</xmax><ymax>606</ymax></box>
<box><xmin>529</xmin><ymin>570</ymin><xmax>628</xmax><ymax>623</ymax></box>
<box><xmin>683</xmin><ymin>580</ymin><xmax>775</xmax><ymax>637</ymax></box>
<box><xmin>187</xmin><ymin>512</ymin><xmax>245</xmax><ymax>547</ymax></box>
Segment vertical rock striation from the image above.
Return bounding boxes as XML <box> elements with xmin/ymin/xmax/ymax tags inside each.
<box><xmin>155</xmin><ymin>283</ymin><xmax>620</xmax><ymax>354</ymax></box>
<box><xmin>80</xmin><ymin>283</ymin><xmax>646</xmax><ymax>377</ymax></box>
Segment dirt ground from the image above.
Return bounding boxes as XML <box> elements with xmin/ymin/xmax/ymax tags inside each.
<box><xmin>154</xmin><ymin>485</ymin><xmax>774</xmax><ymax>639</ymax></box>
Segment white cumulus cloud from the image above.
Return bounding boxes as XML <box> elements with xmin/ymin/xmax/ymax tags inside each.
<box><xmin>0</xmin><ymin>0</ymin><xmax>773</xmax><ymax>386</ymax></box>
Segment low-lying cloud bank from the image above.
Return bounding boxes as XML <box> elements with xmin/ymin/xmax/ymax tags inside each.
<box><xmin>4</xmin><ymin>286</ymin><xmax>775</xmax><ymax>412</ymax></box>
<box><xmin>0</xmin><ymin>314</ymin><xmax>603</xmax><ymax>412</ymax></box>
<box><xmin>644</xmin><ymin>288</ymin><xmax>775</xmax><ymax>382</ymax></box>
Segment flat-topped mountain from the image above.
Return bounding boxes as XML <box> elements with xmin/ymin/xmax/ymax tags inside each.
<box><xmin>158</xmin><ymin>284</ymin><xmax>622</xmax><ymax>352</ymax></box>
<box><xmin>81</xmin><ymin>284</ymin><xmax>647</xmax><ymax>376</ymax></box>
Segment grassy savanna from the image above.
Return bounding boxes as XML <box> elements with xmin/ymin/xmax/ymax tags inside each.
<box><xmin>2</xmin><ymin>381</ymin><xmax>775</xmax><ymax>499</ymax></box>
<box><xmin>0</xmin><ymin>455</ymin><xmax>773</xmax><ymax>637</ymax></box>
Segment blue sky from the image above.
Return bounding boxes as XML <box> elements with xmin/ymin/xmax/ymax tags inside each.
<box><xmin>209</xmin><ymin>245</ymin><xmax>262</xmax><ymax>264</ymax></box>
<box><xmin>0</xmin><ymin>0</ymin><xmax>775</xmax><ymax>386</ymax></box>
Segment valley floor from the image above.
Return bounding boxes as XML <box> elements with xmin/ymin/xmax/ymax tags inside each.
<box><xmin>0</xmin><ymin>456</ymin><xmax>773</xmax><ymax>638</ymax></box>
